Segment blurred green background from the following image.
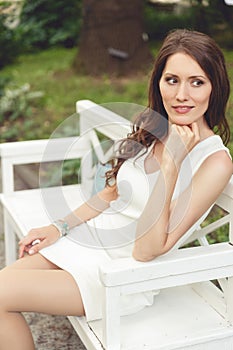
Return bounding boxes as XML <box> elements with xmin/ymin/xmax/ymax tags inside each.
<box><xmin>0</xmin><ymin>0</ymin><xmax>233</xmax><ymax>146</ymax></box>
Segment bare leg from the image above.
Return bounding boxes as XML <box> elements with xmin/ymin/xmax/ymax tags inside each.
<box><xmin>0</xmin><ymin>254</ymin><xmax>85</xmax><ymax>350</ymax></box>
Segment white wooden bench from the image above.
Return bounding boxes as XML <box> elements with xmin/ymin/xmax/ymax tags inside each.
<box><xmin>1</xmin><ymin>99</ymin><xmax>233</xmax><ymax>350</ymax></box>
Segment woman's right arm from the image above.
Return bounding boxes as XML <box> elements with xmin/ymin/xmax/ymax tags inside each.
<box><xmin>18</xmin><ymin>184</ymin><xmax>118</xmax><ymax>257</ymax></box>
<box><xmin>63</xmin><ymin>183</ymin><xmax>118</xmax><ymax>229</ymax></box>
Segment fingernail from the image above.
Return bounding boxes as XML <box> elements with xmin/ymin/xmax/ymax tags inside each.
<box><xmin>29</xmin><ymin>249</ymin><xmax>34</xmax><ymax>255</ymax></box>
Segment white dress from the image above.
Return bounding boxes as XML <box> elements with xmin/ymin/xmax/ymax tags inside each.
<box><xmin>40</xmin><ymin>135</ymin><xmax>231</xmax><ymax>321</ymax></box>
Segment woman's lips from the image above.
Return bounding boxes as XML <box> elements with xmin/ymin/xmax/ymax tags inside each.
<box><xmin>172</xmin><ymin>106</ymin><xmax>194</xmax><ymax>114</ymax></box>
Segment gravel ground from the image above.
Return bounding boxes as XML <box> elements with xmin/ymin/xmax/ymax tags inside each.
<box><xmin>0</xmin><ymin>234</ymin><xmax>86</xmax><ymax>350</ymax></box>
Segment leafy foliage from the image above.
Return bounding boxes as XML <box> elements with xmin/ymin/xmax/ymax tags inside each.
<box><xmin>17</xmin><ymin>0</ymin><xmax>82</xmax><ymax>51</ymax></box>
<box><xmin>144</xmin><ymin>6</ymin><xmax>194</xmax><ymax>41</ymax></box>
<box><xmin>144</xmin><ymin>0</ymin><xmax>233</xmax><ymax>48</ymax></box>
<box><xmin>0</xmin><ymin>81</ymin><xmax>44</xmax><ymax>142</ymax></box>
<box><xmin>0</xmin><ymin>75</ymin><xmax>11</xmax><ymax>97</ymax></box>
<box><xmin>0</xmin><ymin>14</ymin><xmax>22</xmax><ymax>68</ymax></box>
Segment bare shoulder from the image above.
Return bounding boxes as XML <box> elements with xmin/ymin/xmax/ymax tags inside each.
<box><xmin>201</xmin><ymin>149</ymin><xmax>233</xmax><ymax>182</ymax></box>
<box><xmin>205</xmin><ymin>149</ymin><xmax>232</xmax><ymax>170</ymax></box>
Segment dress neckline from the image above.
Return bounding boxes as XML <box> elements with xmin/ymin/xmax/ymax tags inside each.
<box><xmin>144</xmin><ymin>134</ymin><xmax>221</xmax><ymax>176</ymax></box>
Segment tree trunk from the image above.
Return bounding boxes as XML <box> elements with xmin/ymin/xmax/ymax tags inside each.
<box><xmin>74</xmin><ymin>0</ymin><xmax>153</xmax><ymax>76</ymax></box>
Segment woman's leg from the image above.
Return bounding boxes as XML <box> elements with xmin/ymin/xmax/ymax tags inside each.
<box><xmin>0</xmin><ymin>253</ymin><xmax>85</xmax><ymax>350</ymax></box>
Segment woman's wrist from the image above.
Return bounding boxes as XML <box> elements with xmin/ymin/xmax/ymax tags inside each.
<box><xmin>160</xmin><ymin>155</ymin><xmax>181</xmax><ymax>176</ymax></box>
<box><xmin>51</xmin><ymin>220</ymin><xmax>70</xmax><ymax>238</ymax></box>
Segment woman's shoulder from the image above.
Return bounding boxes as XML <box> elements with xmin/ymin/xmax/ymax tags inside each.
<box><xmin>188</xmin><ymin>134</ymin><xmax>232</xmax><ymax>177</ymax></box>
<box><xmin>195</xmin><ymin>141</ymin><xmax>232</xmax><ymax>192</ymax></box>
<box><xmin>204</xmin><ymin>148</ymin><xmax>233</xmax><ymax>175</ymax></box>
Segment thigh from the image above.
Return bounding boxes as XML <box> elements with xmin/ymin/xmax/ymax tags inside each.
<box><xmin>0</xmin><ymin>254</ymin><xmax>85</xmax><ymax>316</ymax></box>
<box><xmin>3</xmin><ymin>252</ymin><xmax>60</xmax><ymax>271</ymax></box>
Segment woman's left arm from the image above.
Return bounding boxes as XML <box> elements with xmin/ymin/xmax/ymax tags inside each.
<box><xmin>133</xmin><ymin>137</ymin><xmax>232</xmax><ymax>262</ymax></box>
<box><xmin>166</xmin><ymin>151</ymin><xmax>232</xmax><ymax>248</ymax></box>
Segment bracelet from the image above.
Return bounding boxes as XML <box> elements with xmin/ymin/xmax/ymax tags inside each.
<box><xmin>52</xmin><ymin>220</ymin><xmax>70</xmax><ymax>237</ymax></box>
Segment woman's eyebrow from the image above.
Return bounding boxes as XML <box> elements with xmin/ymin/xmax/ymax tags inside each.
<box><xmin>163</xmin><ymin>72</ymin><xmax>208</xmax><ymax>79</ymax></box>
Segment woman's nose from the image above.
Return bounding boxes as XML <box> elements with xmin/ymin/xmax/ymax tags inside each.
<box><xmin>176</xmin><ymin>83</ymin><xmax>189</xmax><ymax>102</ymax></box>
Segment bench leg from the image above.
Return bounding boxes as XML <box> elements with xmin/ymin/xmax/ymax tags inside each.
<box><xmin>102</xmin><ymin>286</ymin><xmax>121</xmax><ymax>350</ymax></box>
<box><xmin>4</xmin><ymin>210</ymin><xmax>17</xmax><ymax>265</ymax></box>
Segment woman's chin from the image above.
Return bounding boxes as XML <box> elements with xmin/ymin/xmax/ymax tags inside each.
<box><xmin>170</xmin><ymin>119</ymin><xmax>190</xmax><ymax>126</ymax></box>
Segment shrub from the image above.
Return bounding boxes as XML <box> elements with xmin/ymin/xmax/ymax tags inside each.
<box><xmin>0</xmin><ymin>75</ymin><xmax>11</xmax><ymax>97</ymax></box>
<box><xmin>0</xmin><ymin>14</ymin><xmax>22</xmax><ymax>68</ymax></box>
<box><xmin>17</xmin><ymin>0</ymin><xmax>82</xmax><ymax>51</ymax></box>
<box><xmin>0</xmin><ymin>82</ymin><xmax>44</xmax><ymax>142</ymax></box>
<box><xmin>144</xmin><ymin>5</ymin><xmax>194</xmax><ymax>41</ymax></box>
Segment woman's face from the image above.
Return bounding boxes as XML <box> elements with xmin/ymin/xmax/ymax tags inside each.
<box><xmin>159</xmin><ymin>52</ymin><xmax>212</xmax><ymax>127</ymax></box>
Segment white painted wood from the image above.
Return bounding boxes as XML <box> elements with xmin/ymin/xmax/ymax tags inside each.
<box><xmin>191</xmin><ymin>281</ymin><xmax>226</xmax><ymax>318</ymax></box>
<box><xmin>183</xmin><ymin>214</ymin><xmax>230</xmax><ymax>245</ymax></box>
<box><xmin>0</xmin><ymin>136</ymin><xmax>88</xmax><ymax>162</ymax></box>
<box><xmin>89</xmin><ymin>285</ymin><xmax>233</xmax><ymax>350</ymax></box>
<box><xmin>1</xmin><ymin>158</ymin><xmax>15</xmax><ymax>194</ymax></box>
<box><xmin>99</xmin><ymin>243</ymin><xmax>233</xmax><ymax>287</ymax></box>
<box><xmin>0</xmin><ymin>184</ymin><xmax>84</xmax><ymax>264</ymax></box>
<box><xmin>0</xmin><ymin>185</ymin><xmax>84</xmax><ymax>236</ymax></box>
<box><xmin>67</xmin><ymin>316</ymin><xmax>103</xmax><ymax>350</ymax></box>
<box><xmin>0</xmin><ymin>135</ymin><xmax>90</xmax><ymax>195</ymax></box>
<box><xmin>197</xmin><ymin>229</ymin><xmax>228</xmax><ymax>294</ymax></box>
<box><xmin>1</xmin><ymin>99</ymin><xmax>233</xmax><ymax>350</ymax></box>
<box><xmin>226</xmin><ymin>277</ymin><xmax>233</xmax><ymax>324</ymax></box>
<box><xmin>77</xmin><ymin>99</ymin><xmax>131</xmax><ymax>141</ymax></box>
<box><xmin>102</xmin><ymin>287</ymin><xmax>121</xmax><ymax>350</ymax></box>
<box><xmin>216</xmin><ymin>182</ymin><xmax>233</xmax><ymax>215</ymax></box>
<box><xmin>118</xmin><ymin>265</ymin><xmax>233</xmax><ymax>296</ymax></box>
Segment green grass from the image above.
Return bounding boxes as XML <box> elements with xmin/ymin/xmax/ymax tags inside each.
<box><xmin>1</xmin><ymin>47</ymin><xmax>151</xmax><ymax>141</ymax></box>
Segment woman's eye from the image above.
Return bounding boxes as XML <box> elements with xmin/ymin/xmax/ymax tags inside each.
<box><xmin>192</xmin><ymin>79</ymin><xmax>204</xmax><ymax>87</ymax></box>
<box><xmin>165</xmin><ymin>77</ymin><xmax>177</xmax><ymax>85</ymax></box>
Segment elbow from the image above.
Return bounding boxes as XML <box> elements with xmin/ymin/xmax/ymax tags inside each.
<box><xmin>132</xmin><ymin>253</ymin><xmax>156</xmax><ymax>262</ymax></box>
<box><xmin>132</xmin><ymin>242</ymin><xmax>170</xmax><ymax>262</ymax></box>
<box><xmin>132</xmin><ymin>246</ymin><xmax>160</xmax><ymax>262</ymax></box>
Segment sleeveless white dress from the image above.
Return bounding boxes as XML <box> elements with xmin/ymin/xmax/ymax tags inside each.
<box><xmin>40</xmin><ymin>135</ymin><xmax>231</xmax><ymax>321</ymax></box>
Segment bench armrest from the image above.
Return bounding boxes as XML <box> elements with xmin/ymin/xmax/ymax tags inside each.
<box><xmin>99</xmin><ymin>242</ymin><xmax>233</xmax><ymax>288</ymax></box>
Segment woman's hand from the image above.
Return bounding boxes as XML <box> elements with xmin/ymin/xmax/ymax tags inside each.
<box><xmin>18</xmin><ymin>224</ymin><xmax>60</xmax><ymax>258</ymax></box>
<box><xmin>163</xmin><ymin>122</ymin><xmax>200</xmax><ymax>167</ymax></box>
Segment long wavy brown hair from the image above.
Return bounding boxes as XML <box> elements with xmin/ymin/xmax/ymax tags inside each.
<box><xmin>106</xmin><ymin>29</ymin><xmax>231</xmax><ymax>186</ymax></box>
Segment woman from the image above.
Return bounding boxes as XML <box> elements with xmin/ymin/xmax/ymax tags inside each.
<box><xmin>0</xmin><ymin>29</ymin><xmax>232</xmax><ymax>350</ymax></box>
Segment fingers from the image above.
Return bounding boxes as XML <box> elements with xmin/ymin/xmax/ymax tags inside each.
<box><xmin>172</xmin><ymin>122</ymin><xmax>200</xmax><ymax>147</ymax></box>
<box><xmin>24</xmin><ymin>239</ymin><xmax>47</xmax><ymax>256</ymax></box>
<box><xmin>18</xmin><ymin>229</ymin><xmax>41</xmax><ymax>258</ymax></box>
<box><xmin>189</xmin><ymin>122</ymin><xmax>200</xmax><ymax>141</ymax></box>
<box><xmin>164</xmin><ymin>122</ymin><xmax>201</xmax><ymax>167</ymax></box>
<box><xmin>18</xmin><ymin>225</ymin><xmax>60</xmax><ymax>258</ymax></box>
<box><xmin>18</xmin><ymin>239</ymin><xmax>39</xmax><ymax>258</ymax></box>
<box><xmin>19</xmin><ymin>229</ymin><xmax>39</xmax><ymax>247</ymax></box>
